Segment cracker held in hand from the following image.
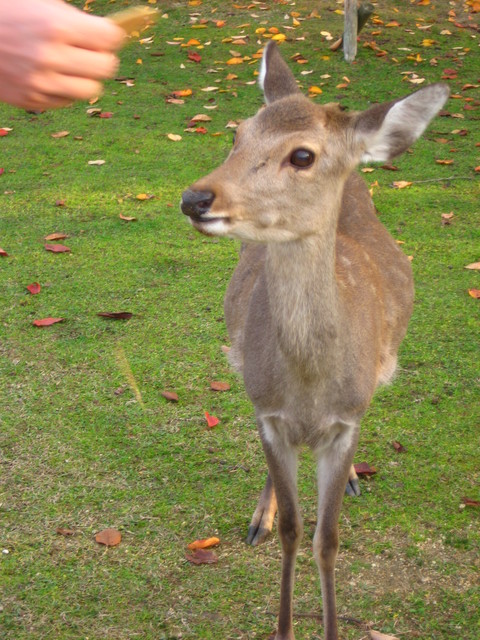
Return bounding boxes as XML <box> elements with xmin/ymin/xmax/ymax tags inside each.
<box><xmin>109</xmin><ymin>6</ymin><xmax>159</xmax><ymax>35</ymax></box>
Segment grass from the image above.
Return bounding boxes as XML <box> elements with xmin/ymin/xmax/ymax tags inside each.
<box><xmin>0</xmin><ymin>1</ymin><xmax>479</xmax><ymax>639</ymax></box>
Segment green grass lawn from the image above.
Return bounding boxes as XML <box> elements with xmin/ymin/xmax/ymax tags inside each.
<box><xmin>1</xmin><ymin>1</ymin><xmax>479</xmax><ymax>639</ymax></box>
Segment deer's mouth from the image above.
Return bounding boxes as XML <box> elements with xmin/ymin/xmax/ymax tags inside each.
<box><xmin>189</xmin><ymin>214</ymin><xmax>231</xmax><ymax>237</ymax></box>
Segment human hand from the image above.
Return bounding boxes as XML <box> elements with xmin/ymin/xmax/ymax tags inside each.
<box><xmin>0</xmin><ymin>0</ymin><xmax>125</xmax><ymax>110</ymax></box>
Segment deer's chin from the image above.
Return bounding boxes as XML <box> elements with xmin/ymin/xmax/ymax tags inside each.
<box><xmin>189</xmin><ymin>216</ymin><xmax>231</xmax><ymax>237</ymax></box>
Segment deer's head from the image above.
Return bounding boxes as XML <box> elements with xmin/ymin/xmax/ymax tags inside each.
<box><xmin>181</xmin><ymin>42</ymin><xmax>449</xmax><ymax>243</ymax></box>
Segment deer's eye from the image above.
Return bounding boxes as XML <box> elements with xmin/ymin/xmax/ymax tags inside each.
<box><xmin>290</xmin><ymin>148</ymin><xmax>315</xmax><ymax>168</ymax></box>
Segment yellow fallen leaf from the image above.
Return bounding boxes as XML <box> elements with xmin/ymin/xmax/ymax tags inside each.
<box><xmin>393</xmin><ymin>181</ymin><xmax>413</xmax><ymax>189</ymax></box>
<box><xmin>226</xmin><ymin>58</ymin><xmax>244</xmax><ymax>65</ymax></box>
<box><xmin>167</xmin><ymin>134</ymin><xmax>182</xmax><ymax>141</ymax></box>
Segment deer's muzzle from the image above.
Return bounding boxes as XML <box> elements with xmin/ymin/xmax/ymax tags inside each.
<box><xmin>181</xmin><ymin>189</ymin><xmax>215</xmax><ymax>221</ymax></box>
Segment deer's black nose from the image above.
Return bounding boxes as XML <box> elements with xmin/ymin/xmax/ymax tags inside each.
<box><xmin>181</xmin><ymin>189</ymin><xmax>215</xmax><ymax>220</ymax></box>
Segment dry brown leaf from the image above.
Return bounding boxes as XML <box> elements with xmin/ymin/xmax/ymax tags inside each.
<box><xmin>369</xmin><ymin>630</ymin><xmax>400</xmax><ymax>640</ymax></box>
<box><xmin>210</xmin><ymin>381</ymin><xmax>230</xmax><ymax>392</ymax></box>
<box><xmin>185</xmin><ymin>548</ymin><xmax>218</xmax><ymax>565</ymax></box>
<box><xmin>51</xmin><ymin>131</ymin><xmax>70</xmax><ymax>139</ymax></box>
<box><xmin>95</xmin><ymin>528</ymin><xmax>122</xmax><ymax>547</ymax></box>
<box><xmin>464</xmin><ymin>261</ymin><xmax>480</xmax><ymax>270</ymax></box>
<box><xmin>161</xmin><ymin>391</ymin><xmax>179</xmax><ymax>402</ymax></box>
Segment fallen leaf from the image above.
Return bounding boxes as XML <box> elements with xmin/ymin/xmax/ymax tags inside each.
<box><xmin>436</xmin><ymin>159</ymin><xmax>454</xmax><ymax>165</ymax></box>
<box><xmin>171</xmin><ymin>89</ymin><xmax>192</xmax><ymax>98</ymax></box>
<box><xmin>97</xmin><ymin>312</ymin><xmax>133</xmax><ymax>320</ymax></box>
<box><xmin>189</xmin><ymin>114</ymin><xmax>212</xmax><ymax>123</ymax></box>
<box><xmin>119</xmin><ymin>214</ymin><xmax>137</xmax><ymax>222</ymax></box>
<box><xmin>461</xmin><ymin>497</ymin><xmax>480</xmax><ymax>507</ymax></box>
<box><xmin>369</xmin><ymin>631</ymin><xmax>400</xmax><ymax>640</ymax></box>
<box><xmin>95</xmin><ymin>528</ymin><xmax>122</xmax><ymax>547</ymax></box>
<box><xmin>161</xmin><ymin>391</ymin><xmax>179</xmax><ymax>402</ymax></box>
<box><xmin>0</xmin><ymin>128</ymin><xmax>9</xmax><ymax>136</ymax></box>
<box><xmin>45</xmin><ymin>244</ymin><xmax>71</xmax><ymax>253</ymax></box>
<box><xmin>56</xmin><ymin>527</ymin><xmax>75</xmax><ymax>536</ymax></box>
<box><xmin>464</xmin><ymin>262</ymin><xmax>480</xmax><ymax>270</ymax></box>
<box><xmin>188</xmin><ymin>51</ymin><xmax>202</xmax><ymax>63</ymax></box>
<box><xmin>185</xmin><ymin>548</ymin><xmax>218</xmax><ymax>565</ymax></box>
<box><xmin>136</xmin><ymin>193</ymin><xmax>155</xmax><ymax>200</ymax></box>
<box><xmin>468</xmin><ymin>289</ymin><xmax>480</xmax><ymax>299</ymax></box>
<box><xmin>33</xmin><ymin>317</ymin><xmax>64</xmax><ymax>327</ymax></box>
<box><xmin>392</xmin><ymin>181</ymin><xmax>412</xmax><ymax>189</ymax></box>
<box><xmin>51</xmin><ymin>130</ymin><xmax>70</xmax><ymax>138</ymax></box>
<box><xmin>0</xmin><ymin>248</ymin><xmax>8</xmax><ymax>257</ymax></box>
<box><xmin>205</xmin><ymin>411</ymin><xmax>219</xmax><ymax>428</ymax></box>
<box><xmin>210</xmin><ymin>381</ymin><xmax>230</xmax><ymax>392</ymax></box>
<box><xmin>44</xmin><ymin>232</ymin><xmax>68</xmax><ymax>241</ymax></box>
<box><xmin>392</xmin><ymin>441</ymin><xmax>406</xmax><ymax>453</ymax></box>
<box><xmin>441</xmin><ymin>212</ymin><xmax>455</xmax><ymax>225</ymax></box>
<box><xmin>26</xmin><ymin>282</ymin><xmax>41</xmax><ymax>295</ymax></box>
<box><xmin>88</xmin><ymin>159</ymin><xmax>106</xmax><ymax>166</ymax></box>
<box><xmin>99</xmin><ymin>112</ymin><xmax>114</xmax><ymax>119</ymax></box>
<box><xmin>354</xmin><ymin>462</ymin><xmax>377</xmax><ymax>476</ymax></box>
<box><xmin>381</xmin><ymin>164</ymin><xmax>399</xmax><ymax>171</ymax></box>
<box><xmin>187</xmin><ymin>536</ymin><xmax>220</xmax><ymax>550</ymax></box>
<box><xmin>167</xmin><ymin>133</ymin><xmax>182</xmax><ymax>141</ymax></box>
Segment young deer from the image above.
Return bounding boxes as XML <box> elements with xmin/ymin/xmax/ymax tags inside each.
<box><xmin>181</xmin><ymin>41</ymin><xmax>449</xmax><ymax>640</ymax></box>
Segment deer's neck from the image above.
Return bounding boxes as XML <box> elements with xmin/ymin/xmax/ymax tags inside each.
<box><xmin>265</xmin><ymin>229</ymin><xmax>340</xmax><ymax>378</ymax></box>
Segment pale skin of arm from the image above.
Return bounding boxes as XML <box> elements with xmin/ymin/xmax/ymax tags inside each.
<box><xmin>0</xmin><ymin>0</ymin><xmax>125</xmax><ymax>110</ymax></box>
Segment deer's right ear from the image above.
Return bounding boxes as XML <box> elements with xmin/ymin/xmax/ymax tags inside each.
<box><xmin>354</xmin><ymin>83</ymin><xmax>450</xmax><ymax>163</ymax></box>
<box><xmin>259</xmin><ymin>41</ymin><xmax>302</xmax><ymax>104</ymax></box>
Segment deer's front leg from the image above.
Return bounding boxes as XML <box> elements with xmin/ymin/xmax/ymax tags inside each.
<box><xmin>259</xmin><ymin>417</ymin><xmax>302</xmax><ymax>640</ymax></box>
<box><xmin>247</xmin><ymin>472</ymin><xmax>278</xmax><ymax>546</ymax></box>
<box><xmin>313</xmin><ymin>422</ymin><xmax>360</xmax><ymax>640</ymax></box>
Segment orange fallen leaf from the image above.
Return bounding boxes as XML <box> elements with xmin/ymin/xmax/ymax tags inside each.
<box><xmin>392</xmin><ymin>181</ymin><xmax>412</xmax><ymax>189</ymax></box>
<box><xmin>187</xmin><ymin>536</ymin><xmax>220</xmax><ymax>550</ymax></box>
<box><xmin>436</xmin><ymin>159</ymin><xmax>454</xmax><ymax>165</ymax></box>
<box><xmin>210</xmin><ymin>381</ymin><xmax>230</xmax><ymax>392</ymax></box>
<box><xmin>464</xmin><ymin>262</ymin><xmax>480</xmax><ymax>270</ymax></box>
<box><xmin>226</xmin><ymin>57</ymin><xmax>244</xmax><ymax>65</ymax></box>
<box><xmin>33</xmin><ymin>317</ymin><xmax>64</xmax><ymax>327</ymax></box>
<box><xmin>95</xmin><ymin>528</ymin><xmax>122</xmax><ymax>547</ymax></box>
<box><xmin>171</xmin><ymin>89</ymin><xmax>192</xmax><ymax>98</ymax></box>
<box><xmin>468</xmin><ymin>289</ymin><xmax>480</xmax><ymax>299</ymax></box>
<box><xmin>205</xmin><ymin>411</ymin><xmax>219</xmax><ymax>428</ymax></box>
<box><xmin>44</xmin><ymin>232</ymin><xmax>68</xmax><ymax>241</ymax></box>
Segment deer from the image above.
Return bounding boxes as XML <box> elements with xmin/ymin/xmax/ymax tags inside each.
<box><xmin>181</xmin><ymin>41</ymin><xmax>449</xmax><ymax>640</ymax></box>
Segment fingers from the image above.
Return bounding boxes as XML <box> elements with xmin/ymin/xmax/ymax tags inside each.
<box><xmin>55</xmin><ymin>10</ymin><xmax>125</xmax><ymax>52</ymax></box>
<box><xmin>29</xmin><ymin>69</ymin><xmax>105</xmax><ymax>104</ymax></box>
<box><xmin>40</xmin><ymin>44</ymin><xmax>120</xmax><ymax>81</ymax></box>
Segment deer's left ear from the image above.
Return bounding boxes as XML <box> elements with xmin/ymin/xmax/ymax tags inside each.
<box><xmin>354</xmin><ymin>83</ymin><xmax>450</xmax><ymax>163</ymax></box>
<box><xmin>259</xmin><ymin>41</ymin><xmax>302</xmax><ymax>105</ymax></box>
